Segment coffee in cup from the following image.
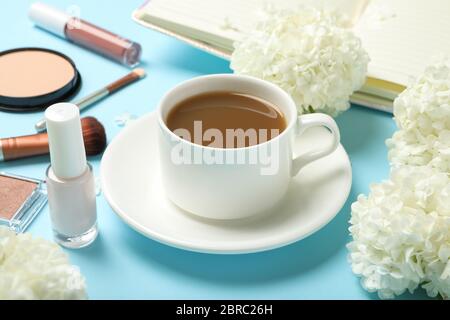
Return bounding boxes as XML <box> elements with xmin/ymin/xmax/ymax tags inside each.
<box><xmin>166</xmin><ymin>91</ymin><xmax>287</xmax><ymax>148</ymax></box>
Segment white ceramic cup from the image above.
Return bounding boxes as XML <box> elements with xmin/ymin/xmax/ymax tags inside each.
<box><xmin>157</xmin><ymin>74</ymin><xmax>340</xmax><ymax>220</ymax></box>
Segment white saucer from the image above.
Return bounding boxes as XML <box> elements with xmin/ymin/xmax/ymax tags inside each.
<box><xmin>101</xmin><ymin>112</ymin><xmax>352</xmax><ymax>254</ymax></box>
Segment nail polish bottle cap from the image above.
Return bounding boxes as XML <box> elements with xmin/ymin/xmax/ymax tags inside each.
<box><xmin>45</xmin><ymin>103</ymin><xmax>87</xmax><ymax>179</ymax></box>
<box><xmin>29</xmin><ymin>2</ymin><xmax>71</xmax><ymax>38</ymax></box>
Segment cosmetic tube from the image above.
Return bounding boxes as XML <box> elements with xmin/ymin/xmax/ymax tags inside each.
<box><xmin>29</xmin><ymin>2</ymin><xmax>142</xmax><ymax>67</ymax></box>
<box><xmin>45</xmin><ymin>103</ymin><xmax>98</xmax><ymax>249</ymax></box>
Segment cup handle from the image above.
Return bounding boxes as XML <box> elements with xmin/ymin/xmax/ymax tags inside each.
<box><xmin>291</xmin><ymin>113</ymin><xmax>340</xmax><ymax>176</ymax></box>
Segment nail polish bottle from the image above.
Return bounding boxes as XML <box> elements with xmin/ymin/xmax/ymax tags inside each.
<box><xmin>45</xmin><ymin>103</ymin><xmax>98</xmax><ymax>248</ymax></box>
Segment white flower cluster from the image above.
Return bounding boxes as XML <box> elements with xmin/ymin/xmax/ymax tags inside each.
<box><xmin>0</xmin><ymin>227</ymin><xmax>87</xmax><ymax>299</ymax></box>
<box><xmin>230</xmin><ymin>5</ymin><xmax>369</xmax><ymax>117</ymax></box>
<box><xmin>348</xmin><ymin>166</ymin><xmax>450</xmax><ymax>299</ymax></box>
<box><xmin>386</xmin><ymin>57</ymin><xmax>450</xmax><ymax>171</ymax></box>
<box><xmin>349</xmin><ymin>58</ymin><xmax>450</xmax><ymax>299</ymax></box>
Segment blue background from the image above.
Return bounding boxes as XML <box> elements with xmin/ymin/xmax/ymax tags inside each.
<box><xmin>0</xmin><ymin>0</ymin><xmax>430</xmax><ymax>299</ymax></box>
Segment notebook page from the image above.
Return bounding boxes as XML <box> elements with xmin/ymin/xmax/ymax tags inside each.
<box><xmin>354</xmin><ymin>0</ymin><xmax>450</xmax><ymax>86</ymax></box>
<box><xmin>139</xmin><ymin>0</ymin><xmax>367</xmax><ymax>50</ymax></box>
<box><xmin>139</xmin><ymin>0</ymin><xmax>257</xmax><ymax>45</ymax></box>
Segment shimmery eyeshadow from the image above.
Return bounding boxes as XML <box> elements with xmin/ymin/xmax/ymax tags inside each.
<box><xmin>0</xmin><ymin>175</ymin><xmax>37</xmax><ymax>220</ymax></box>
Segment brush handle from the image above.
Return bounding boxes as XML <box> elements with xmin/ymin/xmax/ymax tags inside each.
<box><xmin>35</xmin><ymin>118</ymin><xmax>47</xmax><ymax>133</ymax></box>
<box><xmin>0</xmin><ymin>133</ymin><xmax>49</xmax><ymax>161</ymax></box>
<box><xmin>34</xmin><ymin>88</ymin><xmax>109</xmax><ymax>133</ymax></box>
<box><xmin>76</xmin><ymin>88</ymin><xmax>109</xmax><ymax>110</ymax></box>
<box><xmin>34</xmin><ymin>70</ymin><xmax>141</xmax><ymax>132</ymax></box>
<box><xmin>106</xmin><ymin>71</ymin><xmax>140</xmax><ymax>93</ymax></box>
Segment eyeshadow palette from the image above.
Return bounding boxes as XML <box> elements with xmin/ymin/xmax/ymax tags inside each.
<box><xmin>0</xmin><ymin>172</ymin><xmax>47</xmax><ymax>232</ymax></box>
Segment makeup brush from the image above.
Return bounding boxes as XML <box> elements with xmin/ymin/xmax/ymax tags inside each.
<box><xmin>35</xmin><ymin>68</ymin><xmax>146</xmax><ymax>132</ymax></box>
<box><xmin>0</xmin><ymin>117</ymin><xmax>106</xmax><ymax>161</ymax></box>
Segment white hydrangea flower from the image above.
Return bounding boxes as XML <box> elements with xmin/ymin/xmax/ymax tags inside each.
<box><xmin>0</xmin><ymin>227</ymin><xmax>87</xmax><ymax>300</ymax></box>
<box><xmin>387</xmin><ymin>57</ymin><xmax>450</xmax><ymax>171</ymax></box>
<box><xmin>350</xmin><ymin>57</ymin><xmax>450</xmax><ymax>299</ymax></box>
<box><xmin>230</xmin><ymin>5</ymin><xmax>369</xmax><ymax>117</ymax></box>
<box><xmin>348</xmin><ymin>166</ymin><xmax>450</xmax><ymax>299</ymax></box>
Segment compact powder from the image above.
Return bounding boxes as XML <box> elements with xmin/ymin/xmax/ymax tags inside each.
<box><xmin>0</xmin><ymin>175</ymin><xmax>37</xmax><ymax>220</ymax></box>
<box><xmin>0</xmin><ymin>50</ymin><xmax>75</xmax><ymax>98</ymax></box>
<box><xmin>0</xmin><ymin>48</ymin><xmax>81</xmax><ymax>112</ymax></box>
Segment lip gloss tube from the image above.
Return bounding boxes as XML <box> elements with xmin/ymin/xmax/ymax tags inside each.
<box><xmin>29</xmin><ymin>2</ymin><xmax>142</xmax><ymax>67</ymax></box>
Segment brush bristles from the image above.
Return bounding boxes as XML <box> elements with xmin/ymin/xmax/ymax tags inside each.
<box><xmin>133</xmin><ymin>68</ymin><xmax>146</xmax><ymax>78</ymax></box>
<box><xmin>81</xmin><ymin>117</ymin><xmax>107</xmax><ymax>156</ymax></box>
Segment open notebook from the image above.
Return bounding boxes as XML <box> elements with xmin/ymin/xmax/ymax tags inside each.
<box><xmin>133</xmin><ymin>0</ymin><xmax>450</xmax><ymax>112</ymax></box>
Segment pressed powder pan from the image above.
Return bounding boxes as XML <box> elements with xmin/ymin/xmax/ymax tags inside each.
<box><xmin>0</xmin><ymin>172</ymin><xmax>47</xmax><ymax>233</ymax></box>
<box><xmin>0</xmin><ymin>47</ymin><xmax>81</xmax><ymax>112</ymax></box>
